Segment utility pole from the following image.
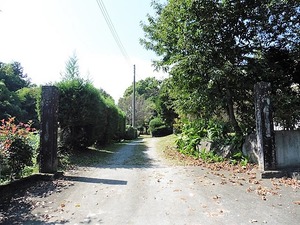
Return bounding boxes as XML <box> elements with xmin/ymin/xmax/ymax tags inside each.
<box><xmin>132</xmin><ymin>65</ymin><xmax>136</xmax><ymax>128</ymax></box>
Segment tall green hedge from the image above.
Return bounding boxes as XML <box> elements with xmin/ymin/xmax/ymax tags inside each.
<box><xmin>56</xmin><ymin>78</ymin><xmax>125</xmax><ymax>151</ymax></box>
<box><xmin>96</xmin><ymin>98</ymin><xmax>126</xmax><ymax>145</ymax></box>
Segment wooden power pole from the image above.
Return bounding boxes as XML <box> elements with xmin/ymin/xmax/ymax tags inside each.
<box><xmin>132</xmin><ymin>65</ymin><xmax>136</xmax><ymax>128</ymax></box>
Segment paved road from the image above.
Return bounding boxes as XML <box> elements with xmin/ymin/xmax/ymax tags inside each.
<box><xmin>1</xmin><ymin>137</ymin><xmax>300</xmax><ymax>224</ymax></box>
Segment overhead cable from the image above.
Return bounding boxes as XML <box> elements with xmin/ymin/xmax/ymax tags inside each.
<box><xmin>96</xmin><ymin>0</ymin><xmax>131</xmax><ymax>64</ymax></box>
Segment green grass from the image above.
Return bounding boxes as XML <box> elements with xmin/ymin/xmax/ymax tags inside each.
<box><xmin>153</xmin><ymin>134</ymin><xmax>177</xmax><ymax>153</ymax></box>
<box><xmin>145</xmin><ymin>134</ymin><xmax>184</xmax><ymax>165</ymax></box>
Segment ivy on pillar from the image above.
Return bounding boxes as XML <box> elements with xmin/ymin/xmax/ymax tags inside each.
<box><xmin>39</xmin><ymin>86</ymin><xmax>59</xmax><ymax>173</ymax></box>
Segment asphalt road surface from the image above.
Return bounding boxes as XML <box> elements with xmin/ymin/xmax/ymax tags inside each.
<box><xmin>1</xmin><ymin>136</ymin><xmax>299</xmax><ymax>225</ymax></box>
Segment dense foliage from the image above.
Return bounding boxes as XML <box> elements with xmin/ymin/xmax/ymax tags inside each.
<box><xmin>0</xmin><ymin>62</ymin><xmax>39</xmax><ymax>126</ymax></box>
<box><xmin>0</xmin><ymin>62</ymin><xmax>40</xmax><ymax>182</ymax></box>
<box><xmin>140</xmin><ymin>0</ymin><xmax>300</xmax><ymax>154</ymax></box>
<box><xmin>149</xmin><ymin>117</ymin><xmax>172</xmax><ymax>137</ymax></box>
<box><xmin>118</xmin><ymin>77</ymin><xmax>160</xmax><ymax>128</ymax></box>
<box><xmin>0</xmin><ymin>55</ymin><xmax>127</xmax><ymax>181</ymax></box>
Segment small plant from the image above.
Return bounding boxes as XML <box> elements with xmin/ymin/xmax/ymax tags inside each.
<box><xmin>0</xmin><ymin>117</ymin><xmax>35</xmax><ymax>181</ymax></box>
<box><xmin>199</xmin><ymin>149</ymin><xmax>224</xmax><ymax>163</ymax></box>
<box><xmin>230</xmin><ymin>151</ymin><xmax>249</xmax><ymax>166</ymax></box>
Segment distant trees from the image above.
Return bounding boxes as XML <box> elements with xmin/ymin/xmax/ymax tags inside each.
<box><xmin>0</xmin><ymin>61</ymin><xmax>39</xmax><ymax>126</ymax></box>
<box><xmin>118</xmin><ymin>77</ymin><xmax>160</xmax><ymax>129</ymax></box>
<box><xmin>118</xmin><ymin>77</ymin><xmax>177</xmax><ymax>135</ymax></box>
<box><xmin>0</xmin><ymin>62</ymin><xmax>29</xmax><ymax>91</ymax></box>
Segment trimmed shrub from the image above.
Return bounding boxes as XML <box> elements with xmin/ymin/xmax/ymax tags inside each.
<box><xmin>56</xmin><ymin>79</ymin><xmax>107</xmax><ymax>150</ymax></box>
<box><xmin>117</xmin><ymin>110</ymin><xmax>126</xmax><ymax>140</ymax></box>
<box><xmin>6</xmin><ymin>138</ymin><xmax>33</xmax><ymax>179</ymax></box>
<box><xmin>151</xmin><ymin>126</ymin><xmax>173</xmax><ymax>137</ymax></box>
<box><xmin>149</xmin><ymin>117</ymin><xmax>172</xmax><ymax>137</ymax></box>
<box><xmin>56</xmin><ymin>78</ymin><xmax>126</xmax><ymax>150</ymax></box>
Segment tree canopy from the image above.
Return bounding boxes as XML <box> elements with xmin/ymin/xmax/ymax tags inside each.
<box><xmin>141</xmin><ymin>0</ymin><xmax>300</xmax><ymax>132</ymax></box>
<box><xmin>0</xmin><ymin>61</ymin><xmax>38</xmax><ymax>124</ymax></box>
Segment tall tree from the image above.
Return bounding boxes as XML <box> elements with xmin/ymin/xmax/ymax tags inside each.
<box><xmin>0</xmin><ymin>61</ymin><xmax>32</xmax><ymax>120</ymax></box>
<box><xmin>155</xmin><ymin>78</ymin><xmax>178</xmax><ymax>127</ymax></box>
<box><xmin>61</xmin><ymin>52</ymin><xmax>80</xmax><ymax>81</ymax></box>
<box><xmin>0</xmin><ymin>62</ymin><xmax>29</xmax><ymax>92</ymax></box>
<box><xmin>141</xmin><ymin>0</ymin><xmax>300</xmax><ymax>134</ymax></box>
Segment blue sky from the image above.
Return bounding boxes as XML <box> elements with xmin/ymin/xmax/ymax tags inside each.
<box><xmin>0</xmin><ymin>0</ymin><xmax>166</xmax><ymax>102</ymax></box>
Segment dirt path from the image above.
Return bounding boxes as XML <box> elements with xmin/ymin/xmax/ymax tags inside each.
<box><xmin>1</xmin><ymin>137</ymin><xmax>299</xmax><ymax>224</ymax></box>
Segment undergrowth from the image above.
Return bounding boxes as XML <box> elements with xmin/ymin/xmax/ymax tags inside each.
<box><xmin>174</xmin><ymin>118</ymin><xmax>249</xmax><ymax>166</ymax></box>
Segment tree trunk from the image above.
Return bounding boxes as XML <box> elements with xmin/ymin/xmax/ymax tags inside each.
<box><xmin>225</xmin><ymin>85</ymin><xmax>242</xmax><ymax>136</ymax></box>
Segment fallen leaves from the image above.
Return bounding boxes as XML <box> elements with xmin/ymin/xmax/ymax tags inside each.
<box><xmin>212</xmin><ymin>195</ymin><xmax>221</xmax><ymax>200</ymax></box>
<box><xmin>220</xmin><ymin>179</ymin><xmax>227</xmax><ymax>185</ymax></box>
<box><xmin>164</xmin><ymin>145</ymin><xmax>300</xmax><ymax>204</ymax></box>
<box><xmin>246</xmin><ymin>187</ymin><xmax>254</xmax><ymax>193</ymax></box>
<box><xmin>294</xmin><ymin>201</ymin><xmax>300</xmax><ymax>205</ymax></box>
<box><xmin>271</xmin><ymin>177</ymin><xmax>300</xmax><ymax>189</ymax></box>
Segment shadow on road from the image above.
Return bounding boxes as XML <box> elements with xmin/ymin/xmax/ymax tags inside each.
<box><xmin>0</xmin><ymin>180</ymin><xmax>71</xmax><ymax>225</ymax></box>
<box><xmin>92</xmin><ymin>137</ymin><xmax>157</xmax><ymax>169</ymax></box>
<box><xmin>64</xmin><ymin>175</ymin><xmax>127</xmax><ymax>185</ymax></box>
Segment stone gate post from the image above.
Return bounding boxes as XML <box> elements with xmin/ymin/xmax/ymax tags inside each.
<box><xmin>39</xmin><ymin>86</ymin><xmax>59</xmax><ymax>173</ymax></box>
<box><xmin>254</xmin><ymin>82</ymin><xmax>276</xmax><ymax>170</ymax></box>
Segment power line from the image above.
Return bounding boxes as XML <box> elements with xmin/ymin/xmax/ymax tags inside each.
<box><xmin>96</xmin><ymin>0</ymin><xmax>131</xmax><ymax>64</ymax></box>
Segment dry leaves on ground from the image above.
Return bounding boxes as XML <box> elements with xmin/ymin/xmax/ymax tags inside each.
<box><xmin>164</xmin><ymin>146</ymin><xmax>300</xmax><ymax>192</ymax></box>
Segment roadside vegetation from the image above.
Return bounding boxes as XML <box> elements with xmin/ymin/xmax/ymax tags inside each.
<box><xmin>0</xmin><ymin>117</ymin><xmax>39</xmax><ymax>183</ymax></box>
<box><xmin>155</xmin><ymin>134</ymin><xmax>250</xmax><ymax>169</ymax></box>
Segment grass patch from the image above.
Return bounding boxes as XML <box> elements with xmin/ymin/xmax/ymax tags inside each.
<box><xmin>147</xmin><ymin>134</ymin><xmax>186</xmax><ymax>165</ymax></box>
<box><xmin>58</xmin><ymin>141</ymin><xmax>129</xmax><ymax>169</ymax></box>
<box><xmin>153</xmin><ymin>134</ymin><xmax>177</xmax><ymax>152</ymax></box>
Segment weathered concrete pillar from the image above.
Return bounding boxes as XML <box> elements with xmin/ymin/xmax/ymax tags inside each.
<box><xmin>254</xmin><ymin>82</ymin><xmax>276</xmax><ymax>170</ymax></box>
<box><xmin>39</xmin><ymin>86</ymin><xmax>59</xmax><ymax>173</ymax></box>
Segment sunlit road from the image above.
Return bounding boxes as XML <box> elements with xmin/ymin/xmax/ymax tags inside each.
<box><xmin>1</xmin><ymin>137</ymin><xmax>299</xmax><ymax>225</ymax></box>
